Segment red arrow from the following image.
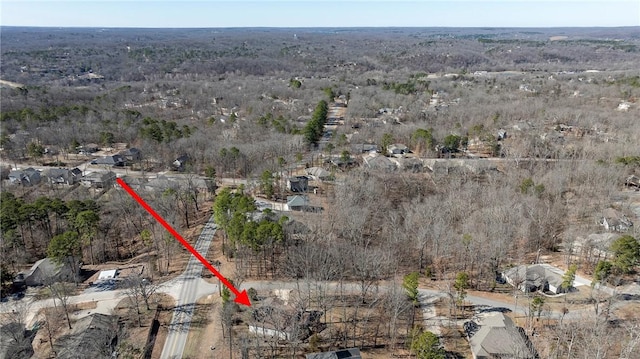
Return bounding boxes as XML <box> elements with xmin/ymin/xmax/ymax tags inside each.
<box><xmin>116</xmin><ymin>178</ymin><xmax>251</xmax><ymax>307</ymax></box>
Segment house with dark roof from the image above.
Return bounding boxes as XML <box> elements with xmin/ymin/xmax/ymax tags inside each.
<box><xmin>91</xmin><ymin>154</ymin><xmax>125</xmax><ymax>167</ymax></box>
<box><xmin>287</xmin><ymin>176</ymin><xmax>309</xmax><ymax>192</ymax></box>
<box><xmin>306</xmin><ymin>348</ymin><xmax>362</xmax><ymax>359</ymax></box>
<box><xmin>172</xmin><ymin>154</ymin><xmax>190</xmax><ymax>171</ymax></box>
<box><xmin>8</xmin><ymin>168</ymin><xmax>41</xmax><ymax>186</ymax></box>
<box><xmin>120</xmin><ymin>147</ymin><xmax>142</xmax><ymax>162</ymax></box>
<box><xmin>502</xmin><ymin>264</ymin><xmax>570</xmax><ymax>294</ymax></box>
<box><xmin>626</xmin><ymin>175</ymin><xmax>640</xmax><ymax>188</ymax></box>
<box><xmin>0</xmin><ymin>322</ymin><xmax>33</xmax><ymax>359</ymax></box>
<box><xmin>465</xmin><ymin>313</ymin><xmax>536</xmax><ymax>359</ymax></box>
<box><xmin>54</xmin><ymin>314</ymin><xmax>119</xmax><ymax>359</ymax></box>
<box><xmin>43</xmin><ymin>168</ymin><xmax>82</xmax><ymax>185</ymax></box>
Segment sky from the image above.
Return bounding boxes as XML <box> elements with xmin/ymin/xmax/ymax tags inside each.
<box><xmin>1</xmin><ymin>0</ymin><xmax>639</xmax><ymax>28</ymax></box>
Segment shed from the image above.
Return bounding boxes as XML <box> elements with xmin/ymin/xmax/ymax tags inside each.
<box><xmin>98</xmin><ymin>269</ymin><xmax>118</xmax><ymax>280</ymax></box>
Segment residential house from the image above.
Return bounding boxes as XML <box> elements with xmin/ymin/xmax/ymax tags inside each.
<box><xmin>15</xmin><ymin>257</ymin><xmax>79</xmax><ymax>286</ymax></box>
<box><xmin>0</xmin><ymin>322</ymin><xmax>33</xmax><ymax>359</ymax></box>
<box><xmin>54</xmin><ymin>314</ymin><xmax>119</xmax><ymax>359</ymax></box>
<box><xmin>287</xmin><ymin>176</ymin><xmax>309</xmax><ymax>192</ymax></box>
<box><xmin>352</xmin><ymin>143</ymin><xmax>379</xmax><ymax>153</ymax></box>
<box><xmin>362</xmin><ymin>152</ymin><xmax>396</xmax><ymax>172</ymax></box>
<box><xmin>143</xmin><ymin>175</ymin><xmax>209</xmax><ymax>194</ymax></box>
<box><xmin>389</xmin><ymin>157</ymin><xmax>424</xmax><ymax>172</ymax></box>
<box><xmin>286</xmin><ymin>195</ymin><xmax>309</xmax><ymax>211</ymax></box>
<box><xmin>80</xmin><ymin>171</ymin><xmax>117</xmax><ymax>188</ymax></box>
<box><xmin>465</xmin><ymin>312</ymin><xmax>536</xmax><ymax>359</ymax></box>
<box><xmin>120</xmin><ymin>147</ymin><xmax>142</xmax><ymax>162</ymax></box>
<box><xmin>8</xmin><ymin>168</ymin><xmax>41</xmax><ymax>186</ymax></box>
<box><xmin>625</xmin><ymin>175</ymin><xmax>640</xmax><ymax>189</ymax></box>
<box><xmin>77</xmin><ymin>144</ymin><xmax>99</xmax><ymax>155</ymax></box>
<box><xmin>249</xmin><ymin>298</ymin><xmax>324</xmax><ymax>341</ymax></box>
<box><xmin>306</xmin><ymin>348</ymin><xmax>362</xmax><ymax>359</ymax></box>
<box><xmin>91</xmin><ymin>154</ymin><xmax>125</xmax><ymax>167</ymax></box>
<box><xmin>43</xmin><ymin>168</ymin><xmax>81</xmax><ymax>185</ymax></box>
<box><xmin>502</xmin><ymin>264</ymin><xmax>571</xmax><ymax>294</ymax></box>
<box><xmin>305</xmin><ymin>167</ymin><xmax>331</xmax><ymax>181</ymax></box>
<box><xmin>172</xmin><ymin>154</ymin><xmax>190</xmax><ymax>171</ymax></box>
<box><xmin>574</xmin><ymin>233</ymin><xmax>620</xmax><ymax>262</ymax></box>
<box><xmin>387</xmin><ymin>143</ymin><xmax>409</xmax><ymax>157</ymax></box>
<box><xmin>600</xmin><ymin>208</ymin><xmax>633</xmax><ymax>232</ymax></box>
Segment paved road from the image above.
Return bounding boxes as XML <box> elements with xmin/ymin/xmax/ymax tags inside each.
<box><xmin>160</xmin><ymin>217</ymin><xmax>217</xmax><ymax>359</ymax></box>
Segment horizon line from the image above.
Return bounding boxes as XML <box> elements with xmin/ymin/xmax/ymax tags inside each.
<box><xmin>3</xmin><ymin>25</ymin><xmax>639</xmax><ymax>29</ymax></box>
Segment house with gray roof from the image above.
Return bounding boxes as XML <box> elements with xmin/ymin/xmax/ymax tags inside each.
<box><xmin>120</xmin><ymin>147</ymin><xmax>142</xmax><ymax>162</ymax></box>
<box><xmin>387</xmin><ymin>143</ymin><xmax>409</xmax><ymax>157</ymax></box>
<box><xmin>249</xmin><ymin>298</ymin><xmax>323</xmax><ymax>342</ymax></box>
<box><xmin>91</xmin><ymin>154</ymin><xmax>125</xmax><ymax>167</ymax></box>
<box><xmin>362</xmin><ymin>152</ymin><xmax>396</xmax><ymax>172</ymax></box>
<box><xmin>43</xmin><ymin>168</ymin><xmax>82</xmax><ymax>185</ymax></box>
<box><xmin>502</xmin><ymin>264</ymin><xmax>570</xmax><ymax>294</ymax></box>
<box><xmin>54</xmin><ymin>314</ymin><xmax>119</xmax><ymax>359</ymax></box>
<box><xmin>352</xmin><ymin>143</ymin><xmax>379</xmax><ymax>153</ymax></box>
<box><xmin>600</xmin><ymin>208</ymin><xmax>633</xmax><ymax>232</ymax></box>
<box><xmin>286</xmin><ymin>195</ymin><xmax>309</xmax><ymax>211</ymax></box>
<box><xmin>15</xmin><ymin>257</ymin><xmax>79</xmax><ymax>286</ymax></box>
<box><xmin>305</xmin><ymin>167</ymin><xmax>331</xmax><ymax>181</ymax></box>
<box><xmin>306</xmin><ymin>348</ymin><xmax>362</xmax><ymax>359</ymax></box>
<box><xmin>465</xmin><ymin>312</ymin><xmax>536</xmax><ymax>359</ymax></box>
<box><xmin>80</xmin><ymin>171</ymin><xmax>116</xmax><ymax>188</ymax></box>
<box><xmin>8</xmin><ymin>168</ymin><xmax>41</xmax><ymax>186</ymax></box>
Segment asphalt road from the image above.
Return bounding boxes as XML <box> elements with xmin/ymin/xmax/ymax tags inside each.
<box><xmin>160</xmin><ymin>217</ymin><xmax>217</xmax><ymax>359</ymax></box>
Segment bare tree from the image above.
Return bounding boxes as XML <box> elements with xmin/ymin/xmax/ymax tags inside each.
<box><xmin>122</xmin><ymin>274</ymin><xmax>159</xmax><ymax>327</ymax></box>
<box><xmin>47</xmin><ymin>281</ymin><xmax>74</xmax><ymax>330</ymax></box>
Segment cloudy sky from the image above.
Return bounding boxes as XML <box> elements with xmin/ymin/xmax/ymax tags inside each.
<box><xmin>1</xmin><ymin>0</ymin><xmax>639</xmax><ymax>28</ymax></box>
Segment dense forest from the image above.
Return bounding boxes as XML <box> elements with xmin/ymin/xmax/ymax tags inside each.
<box><xmin>1</xmin><ymin>27</ymin><xmax>639</xmax><ymax>358</ymax></box>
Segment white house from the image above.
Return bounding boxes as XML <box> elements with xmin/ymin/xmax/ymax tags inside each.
<box><xmin>600</xmin><ymin>208</ymin><xmax>633</xmax><ymax>232</ymax></box>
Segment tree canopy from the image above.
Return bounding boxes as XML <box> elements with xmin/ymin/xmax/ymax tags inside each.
<box><xmin>411</xmin><ymin>329</ymin><xmax>445</xmax><ymax>359</ymax></box>
<box><xmin>610</xmin><ymin>235</ymin><xmax>640</xmax><ymax>274</ymax></box>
